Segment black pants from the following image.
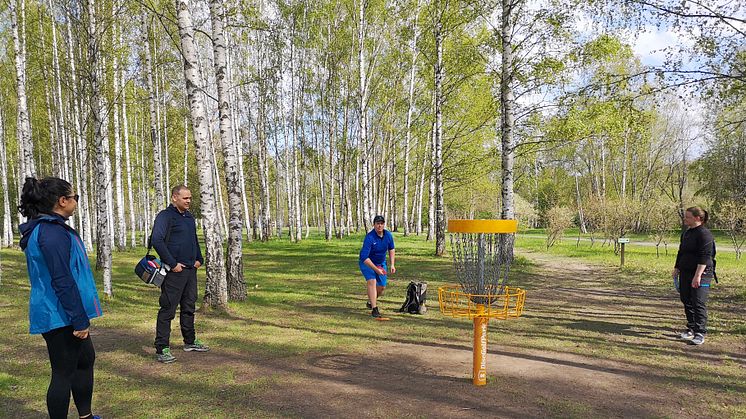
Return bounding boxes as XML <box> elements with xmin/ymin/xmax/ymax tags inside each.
<box><xmin>155</xmin><ymin>268</ymin><xmax>197</xmax><ymax>351</ymax></box>
<box><xmin>678</xmin><ymin>270</ymin><xmax>710</xmax><ymax>334</ymax></box>
<box><xmin>41</xmin><ymin>326</ymin><xmax>96</xmax><ymax>419</ymax></box>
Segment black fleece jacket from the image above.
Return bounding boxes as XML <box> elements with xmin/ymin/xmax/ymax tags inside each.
<box><xmin>151</xmin><ymin>204</ymin><xmax>203</xmax><ymax>269</ymax></box>
<box><xmin>675</xmin><ymin>225</ymin><xmax>715</xmax><ymax>276</ymax></box>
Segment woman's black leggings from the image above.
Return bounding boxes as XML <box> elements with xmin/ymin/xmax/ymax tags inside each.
<box><xmin>41</xmin><ymin>326</ymin><xmax>96</xmax><ymax>419</ymax></box>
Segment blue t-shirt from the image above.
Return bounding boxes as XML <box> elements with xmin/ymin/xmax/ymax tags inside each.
<box><xmin>359</xmin><ymin>229</ymin><xmax>395</xmax><ymax>265</ymax></box>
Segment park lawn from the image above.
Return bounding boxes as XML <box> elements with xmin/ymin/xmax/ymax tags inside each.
<box><xmin>514</xmin><ymin>234</ymin><xmax>746</xmax><ymax>336</ymax></box>
<box><xmin>516</xmin><ymin>232</ymin><xmax>745</xmax><ymax>288</ymax></box>
<box><xmin>519</xmin><ymin>227</ymin><xmax>737</xmax><ymax>245</ymax></box>
<box><xmin>0</xmin><ymin>231</ymin><xmax>744</xmax><ymax>417</ymax></box>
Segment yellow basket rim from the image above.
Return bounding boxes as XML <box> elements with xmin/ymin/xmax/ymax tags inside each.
<box><xmin>448</xmin><ymin>219</ymin><xmax>518</xmax><ymax>234</ymax></box>
<box><xmin>438</xmin><ymin>284</ymin><xmax>525</xmax><ymax>296</ymax></box>
<box><xmin>438</xmin><ymin>284</ymin><xmax>526</xmax><ymax>319</ymax></box>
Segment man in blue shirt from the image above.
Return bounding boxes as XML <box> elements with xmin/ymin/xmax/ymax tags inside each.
<box><xmin>151</xmin><ymin>185</ymin><xmax>209</xmax><ymax>363</ymax></box>
<box><xmin>359</xmin><ymin>215</ymin><xmax>396</xmax><ymax>318</ymax></box>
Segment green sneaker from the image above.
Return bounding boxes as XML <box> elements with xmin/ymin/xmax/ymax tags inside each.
<box><xmin>156</xmin><ymin>347</ymin><xmax>176</xmax><ymax>363</ymax></box>
<box><xmin>183</xmin><ymin>338</ymin><xmax>210</xmax><ymax>352</ymax></box>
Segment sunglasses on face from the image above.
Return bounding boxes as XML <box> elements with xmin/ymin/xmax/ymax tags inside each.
<box><xmin>64</xmin><ymin>194</ymin><xmax>80</xmax><ymax>202</ymax></box>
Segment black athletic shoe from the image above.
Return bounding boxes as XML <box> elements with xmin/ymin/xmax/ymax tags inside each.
<box><xmin>371</xmin><ymin>307</ymin><xmax>382</xmax><ymax>318</ymax></box>
<box><xmin>366</xmin><ymin>301</ymin><xmax>372</xmax><ymax>309</ymax></box>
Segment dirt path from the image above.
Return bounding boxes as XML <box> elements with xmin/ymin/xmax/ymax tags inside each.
<box><xmin>113</xmin><ymin>251</ymin><xmax>745</xmax><ymax>418</ymax></box>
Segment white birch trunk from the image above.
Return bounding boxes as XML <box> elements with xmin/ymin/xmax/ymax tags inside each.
<box><xmin>498</xmin><ymin>0</ymin><xmax>517</xmax><ymax>265</ymax></box>
<box><xmin>427</xmin><ymin>122</ymin><xmax>435</xmax><ymax>241</ymax></box>
<box><xmin>122</xmin><ymin>79</ymin><xmax>136</xmax><ymax>248</ymax></box>
<box><xmin>86</xmin><ymin>0</ymin><xmax>113</xmax><ymax>297</ymax></box>
<box><xmin>0</xmin><ymin>111</ymin><xmax>13</xmax><ymax>247</ymax></box>
<box><xmin>160</xmin><ymin>67</ymin><xmax>171</xmax><ymax>197</ymax></box>
<box><xmin>176</xmin><ymin>0</ymin><xmax>228</xmax><ymax>308</ymax></box>
<box><xmin>38</xmin><ymin>17</ymin><xmax>59</xmax><ymax>176</ymax></box>
<box><xmin>49</xmin><ymin>0</ymin><xmax>70</xmax><ymax>182</ymax></box>
<box><xmin>434</xmin><ymin>19</ymin><xmax>446</xmax><ymax>256</ymax></box>
<box><xmin>66</xmin><ymin>15</ymin><xmax>92</xmax><ymax>248</ymax></box>
<box><xmin>10</xmin><ymin>0</ymin><xmax>35</xmax><ymax>180</ymax></box>
<box><xmin>358</xmin><ymin>0</ymin><xmax>372</xmax><ymax>229</ymax></box>
<box><xmin>499</xmin><ymin>0</ymin><xmax>516</xmax><ymax>220</ymax></box>
<box><xmin>183</xmin><ymin>117</ymin><xmax>189</xmax><ymax>184</ymax></box>
<box><xmin>258</xmin><ymin>108</ymin><xmax>272</xmax><ymax>241</ymax></box>
<box><xmin>210</xmin><ymin>0</ymin><xmax>245</xmax><ymax>301</ymax></box>
<box><xmin>113</xmin><ymin>18</ymin><xmax>126</xmax><ymax>250</ymax></box>
<box><xmin>142</xmin><ymin>15</ymin><xmax>165</xmax><ymax>208</ymax></box>
<box><xmin>416</xmin><ymin>136</ymin><xmax>427</xmax><ymax>235</ymax></box>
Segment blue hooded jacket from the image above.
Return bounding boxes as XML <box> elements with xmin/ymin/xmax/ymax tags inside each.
<box><xmin>20</xmin><ymin>214</ymin><xmax>102</xmax><ymax>334</ymax></box>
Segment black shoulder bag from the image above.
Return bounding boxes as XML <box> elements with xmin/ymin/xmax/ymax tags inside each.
<box><xmin>134</xmin><ymin>217</ymin><xmax>172</xmax><ymax>287</ymax></box>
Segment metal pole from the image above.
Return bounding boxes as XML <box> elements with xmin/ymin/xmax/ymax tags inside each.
<box><xmin>473</xmin><ymin>305</ymin><xmax>488</xmax><ymax>386</ymax></box>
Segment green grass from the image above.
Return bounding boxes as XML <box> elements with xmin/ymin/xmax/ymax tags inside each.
<box><xmin>0</xmin><ymin>231</ymin><xmax>745</xmax><ymax>417</ymax></box>
<box><xmin>515</xmin><ymin>233</ymin><xmax>746</xmax><ymax>291</ymax></box>
<box><xmin>520</xmin><ymin>227</ymin><xmax>738</xmax><ymax>244</ymax></box>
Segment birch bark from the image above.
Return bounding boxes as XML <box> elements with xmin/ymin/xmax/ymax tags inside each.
<box><xmin>176</xmin><ymin>0</ymin><xmax>228</xmax><ymax>308</ymax></box>
<box><xmin>10</xmin><ymin>0</ymin><xmax>35</xmax><ymax>180</ymax></box>
<box><xmin>142</xmin><ymin>15</ymin><xmax>165</xmax><ymax>208</ymax></box>
<box><xmin>210</xmin><ymin>0</ymin><xmax>245</xmax><ymax>301</ymax></box>
<box><xmin>86</xmin><ymin>0</ymin><xmax>113</xmax><ymax>297</ymax></box>
<box><xmin>0</xmin><ymin>111</ymin><xmax>12</xmax><ymax>247</ymax></box>
<box><xmin>433</xmin><ymin>16</ymin><xmax>446</xmax><ymax>256</ymax></box>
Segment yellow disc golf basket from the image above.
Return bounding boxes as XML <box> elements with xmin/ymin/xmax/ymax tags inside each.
<box><xmin>438</xmin><ymin>219</ymin><xmax>526</xmax><ymax>386</ymax></box>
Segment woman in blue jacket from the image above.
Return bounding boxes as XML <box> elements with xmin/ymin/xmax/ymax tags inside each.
<box><xmin>19</xmin><ymin>177</ymin><xmax>102</xmax><ymax>419</ymax></box>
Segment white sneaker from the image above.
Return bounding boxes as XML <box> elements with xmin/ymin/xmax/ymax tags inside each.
<box><xmin>691</xmin><ymin>333</ymin><xmax>705</xmax><ymax>345</ymax></box>
<box><xmin>679</xmin><ymin>330</ymin><xmax>694</xmax><ymax>340</ymax></box>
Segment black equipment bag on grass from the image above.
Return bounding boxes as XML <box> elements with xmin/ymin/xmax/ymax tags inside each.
<box><xmin>399</xmin><ymin>281</ymin><xmax>428</xmax><ymax>314</ymax></box>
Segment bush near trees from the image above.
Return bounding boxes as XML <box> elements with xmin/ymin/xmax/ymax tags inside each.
<box><xmin>545</xmin><ymin>206</ymin><xmax>573</xmax><ymax>248</ymax></box>
<box><xmin>646</xmin><ymin>200</ymin><xmax>679</xmax><ymax>257</ymax></box>
<box><xmin>718</xmin><ymin>201</ymin><xmax>746</xmax><ymax>260</ymax></box>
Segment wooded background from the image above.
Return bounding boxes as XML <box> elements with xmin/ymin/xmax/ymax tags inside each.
<box><xmin>0</xmin><ymin>0</ymin><xmax>743</xmax><ymax>306</ymax></box>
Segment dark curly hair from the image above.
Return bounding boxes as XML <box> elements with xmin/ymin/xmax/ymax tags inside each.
<box><xmin>18</xmin><ymin>177</ymin><xmax>73</xmax><ymax>218</ymax></box>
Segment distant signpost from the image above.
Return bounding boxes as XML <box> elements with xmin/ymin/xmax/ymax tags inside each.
<box><xmin>618</xmin><ymin>238</ymin><xmax>630</xmax><ymax>267</ymax></box>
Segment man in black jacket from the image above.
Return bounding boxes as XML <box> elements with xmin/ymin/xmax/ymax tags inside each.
<box><xmin>151</xmin><ymin>185</ymin><xmax>209</xmax><ymax>363</ymax></box>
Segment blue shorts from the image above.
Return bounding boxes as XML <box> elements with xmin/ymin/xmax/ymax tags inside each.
<box><xmin>359</xmin><ymin>261</ymin><xmax>387</xmax><ymax>287</ymax></box>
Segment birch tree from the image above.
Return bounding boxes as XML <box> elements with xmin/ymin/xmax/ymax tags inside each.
<box><xmin>499</xmin><ymin>0</ymin><xmax>516</xmax><ymax>220</ymax></box>
<box><xmin>176</xmin><ymin>0</ymin><xmax>228</xmax><ymax>309</ymax></box>
<box><xmin>10</xmin><ymin>0</ymin><xmax>35</xmax><ymax>180</ymax></box>
<box><xmin>210</xmin><ymin>0</ymin><xmax>246</xmax><ymax>301</ymax></box>
<box><xmin>142</xmin><ymin>14</ymin><xmax>165</xmax><ymax>209</ymax></box>
<box><xmin>85</xmin><ymin>0</ymin><xmax>113</xmax><ymax>297</ymax></box>
<box><xmin>0</xmin><ymin>110</ymin><xmax>12</xmax><ymax>247</ymax></box>
<box><xmin>403</xmin><ymin>0</ymin><xmax>421</xmax><ymax>236</ymax></box>
<box><xmin>433</xmin><ymin>3</ymin><xmax>446</xmax><ymax>256</ymax></box>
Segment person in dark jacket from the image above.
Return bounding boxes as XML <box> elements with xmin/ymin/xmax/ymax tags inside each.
<box><xmin>18</xmin><ymin>177</ymin><xmax>102</xmax><ymax>419</ymax></box>
<box><xmin>673</xmin><ymin>206</ymin><xmax>715</xmax><ymax>346</ymax></box>
<box><xmin>151</xmin><ymin>185</ymin><xmax>208</xmax><ymax>363</ymax></box>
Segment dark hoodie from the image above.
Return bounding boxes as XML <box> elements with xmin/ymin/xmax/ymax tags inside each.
<box><xmin>151</xmin><ymin>204</ymin><xmax>203</xmax><ymax>268</ymax></box>
<box><xmin>20</xmin><ymin>214</ymin><xmax>90</xmax><ymax>331</ymax></box>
